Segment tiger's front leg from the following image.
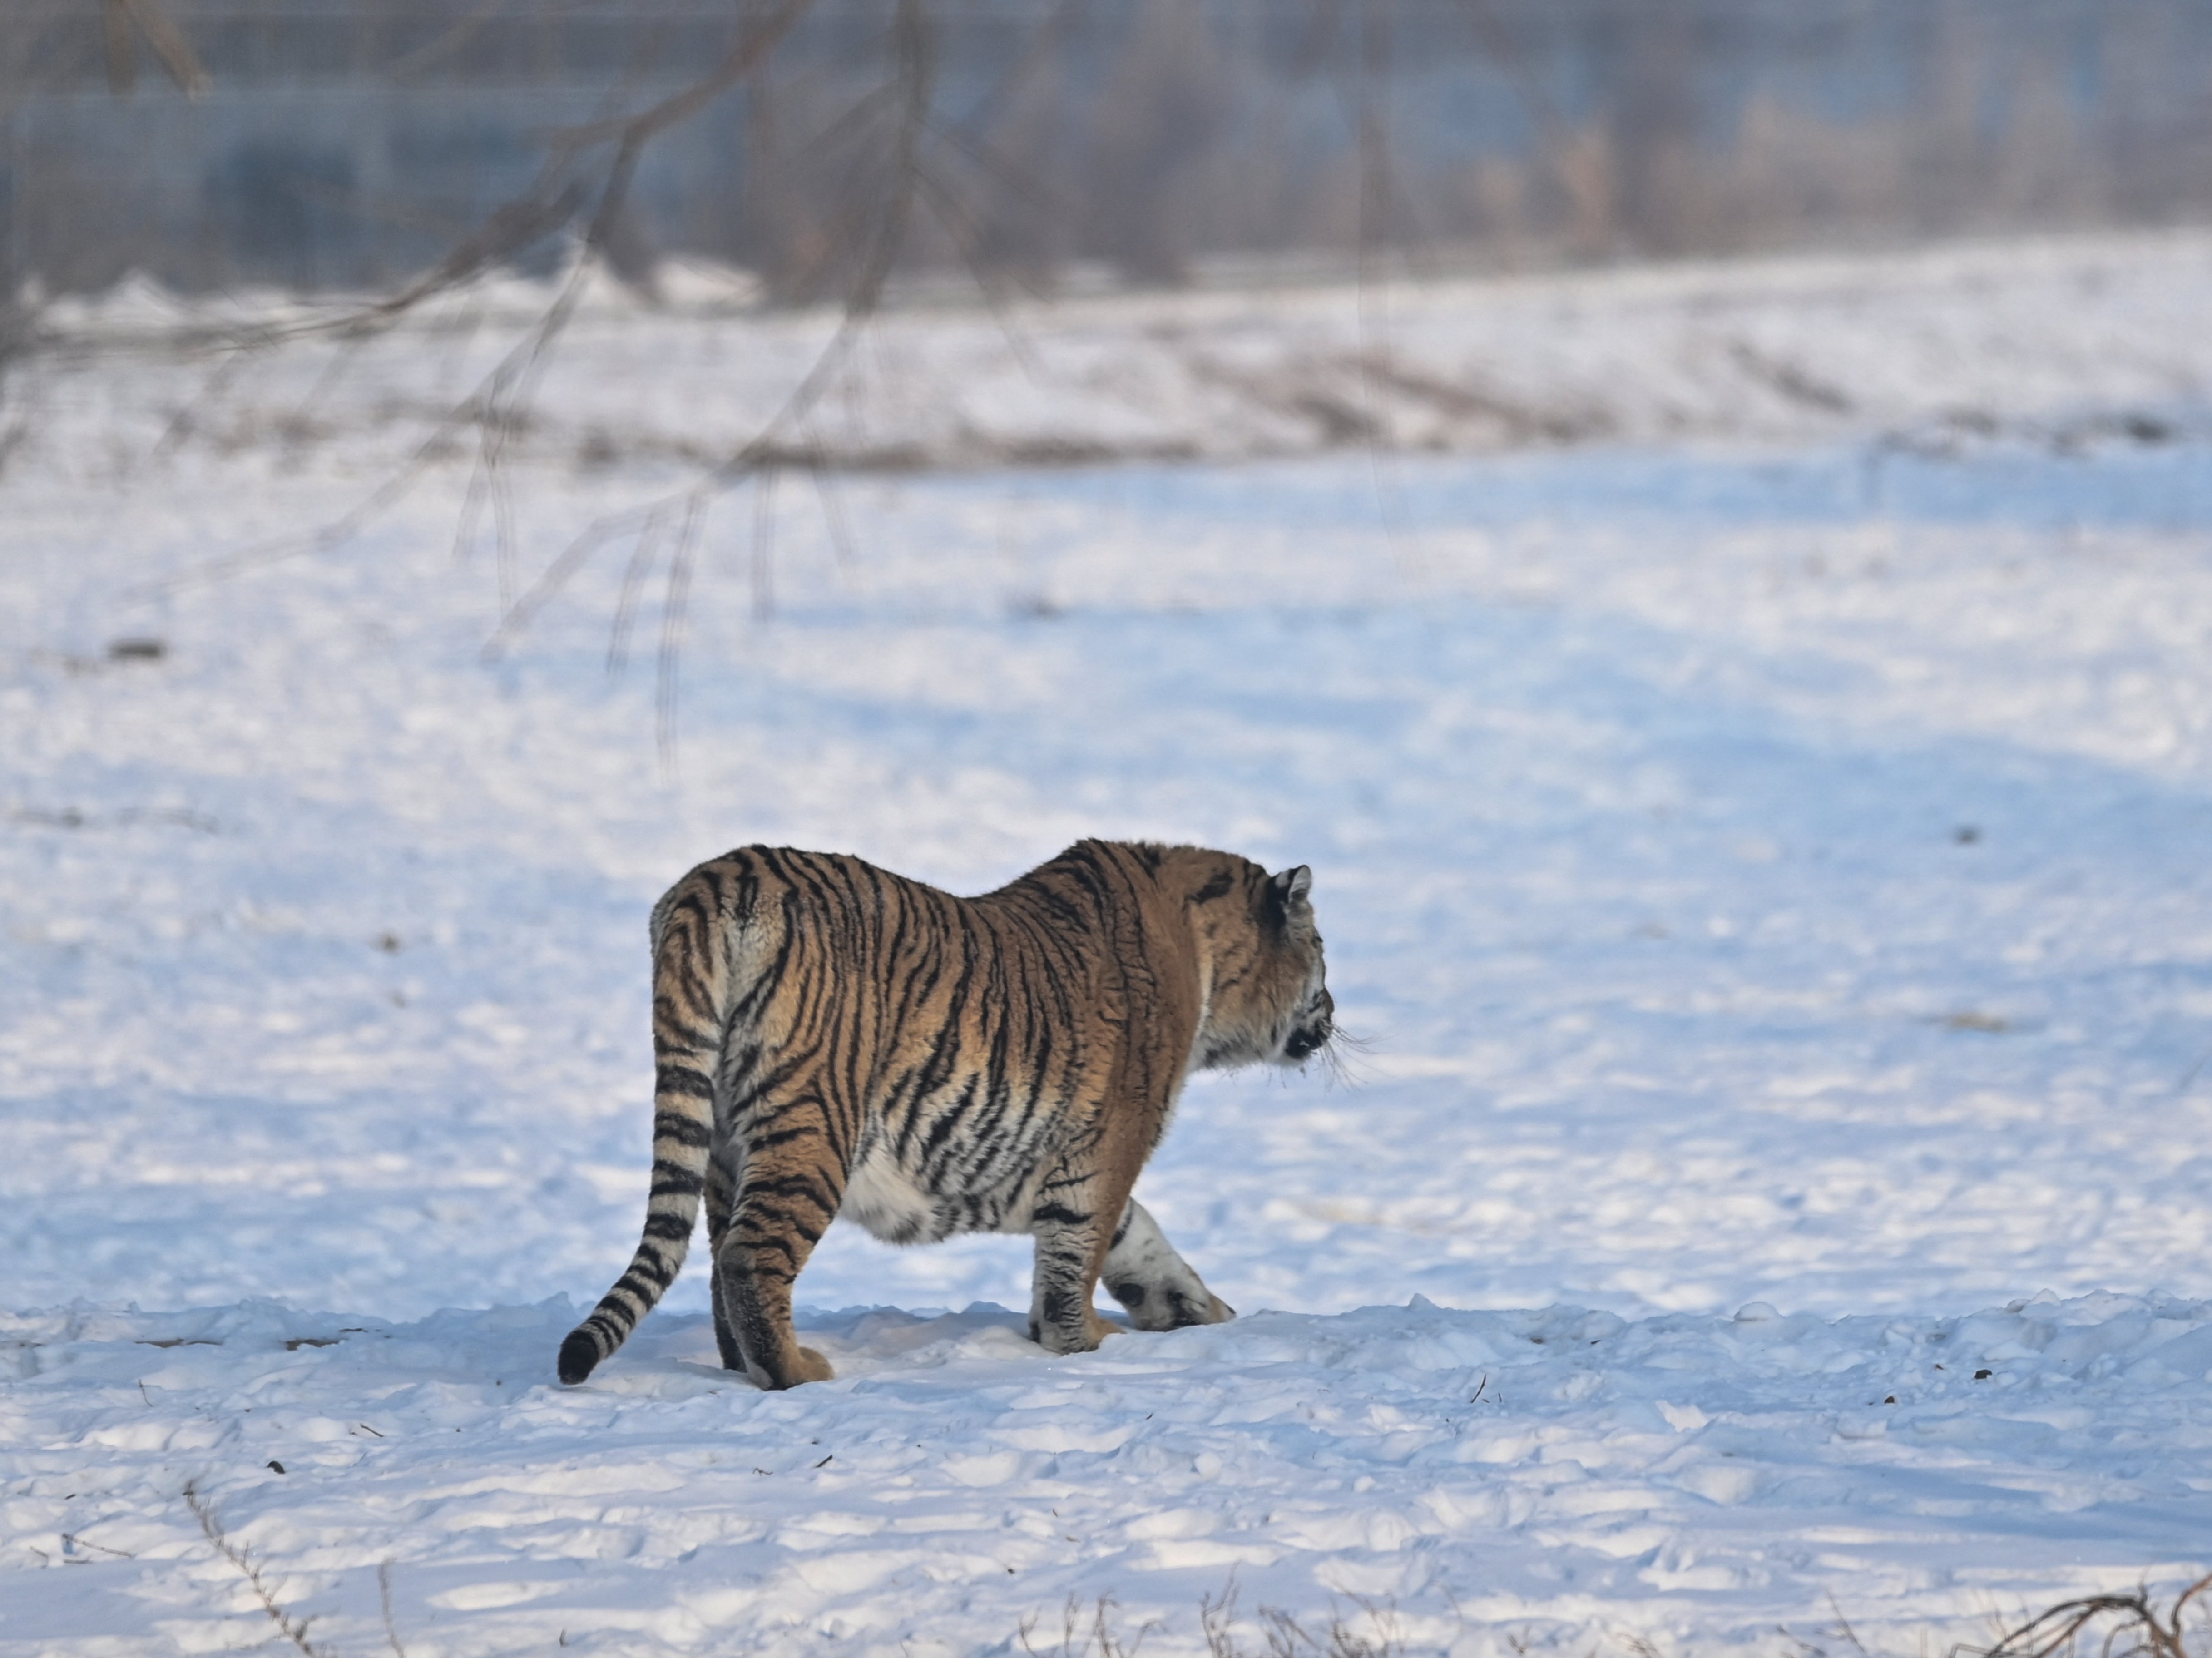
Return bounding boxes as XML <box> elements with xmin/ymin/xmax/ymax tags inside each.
<box><xmin>1026</xmin><ymin>1149</ymin><xmax>1137</xmax><ymax>1356</ymax></box>
<box><xmin>1102</xmin><ymin>1198</ymin><xmax>1235</xmax><ymax>1331</ymax></box>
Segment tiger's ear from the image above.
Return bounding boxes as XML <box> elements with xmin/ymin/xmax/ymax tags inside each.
<box><xmin>1269</xmin><ymin>865</ymin><xmax>1313</xmax><ymax>920</ymax></box>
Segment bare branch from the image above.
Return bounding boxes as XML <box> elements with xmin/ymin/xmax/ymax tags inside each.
<box><xmin>606</xmin><ymin>508</ymin><xmax>668</xmax><ymax>677</ymax></box>
<box><xmin>118</xmin><ymin>0</ymin><xmax>208</xmax><ymax>97</ymax></box>
<box><xmin>655</xmin><ymin>492</ymin><xmax>703</xmax><ymax>772</ymax></box>
<box><xmin>805</xmin><ymin>460</ymin><xmax>858</xmax><ymax>576</ymax></box>
<box><xmin>1963</xmin><ymin>1571</ymin><xmax>2212</xmax><ymax>1658</ymax></box>
<box><xmin>545</xmin><ymin>0</ymin><xmax>815</xmax><ymax>153</ymax></box>
<box><xmin>101</xmin><ymin>0</ymin><xmax>134</xmax><ymax>94</ymax></box>
<box><xmin>377</xmin><ymin>1561</ymin><xmax>408</xmax><ymax>1658</ymax></box>
<box><xmin>482</xmin><ymin>503</ymin><xmax>659</xmax><ymax>665</ymax></box>
<box><xmin>480</xmin><ymin>0</ymin><xmax>939</xmax><ymax>697</ymax></box>
<box><xmin>182</xmin><ymin>1480</ymin><xmax>322</xmax><ymax>1658</ymax></box>
<box><xmin>385</xmin><ymin>0</ymin><xmax>511</xmax><ymax>83</ymax></box>
<box><xmin>750</xmin><ymin>466</ymin><xmax>780</xmax><ymax>623</ymax></box>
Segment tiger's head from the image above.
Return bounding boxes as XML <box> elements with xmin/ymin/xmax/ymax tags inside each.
<box><xmin>1187</xmin><ymin>857</ymin><xmax>1334</xmax><ymax>1072</ymax></box>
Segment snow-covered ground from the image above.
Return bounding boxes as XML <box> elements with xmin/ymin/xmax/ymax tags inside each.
<box><xmin>18</xmin><ymin>226</ymin><xmax>2212</xmax><ymax>475</ymax></box>
<box><xmin>6</xmin><ymin>234</ymin><xmax>2212</xmax><ymax>1653</ymax></box>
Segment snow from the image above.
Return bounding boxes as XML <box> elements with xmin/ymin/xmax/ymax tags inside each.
<box><xmin>9</xmin><ymin>1293</ymin><xmax>2212</xmax><ymax>1654</ymax></box>
<box><xmin>6</xmin><ymin>232</ymin><xmax>2212</xmax><ymax>1652</ymax></box>
<box><xmin>18</xmin><ymin>227</ymin><xmax>2212</xmax><ymax>475</ymax></box>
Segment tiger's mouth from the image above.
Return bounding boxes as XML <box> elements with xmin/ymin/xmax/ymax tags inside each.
<box><xmin>1278</xmin><ymin>990</ymin><xmax>1334</xmax><ymax>1064</ymax></box>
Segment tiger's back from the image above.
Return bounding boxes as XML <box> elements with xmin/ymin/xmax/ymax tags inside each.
<box><xmin>559</xmin><ymin>839</ymin><xmax>1334</xmax><ymax>1390</ymax></box>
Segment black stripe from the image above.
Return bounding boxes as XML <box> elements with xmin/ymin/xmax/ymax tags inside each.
<box><xmin>619</xmin><ymin>1258</ymin><xmax>673</xmax><ymax>1292</ymax></box>
<box><xmin>652</xmin><ymin>1111</ymin><xmax>712</xmax><ymax>1148</ymax></box>
<box><xmin>655</xmin><ymin>1067</ymin><xmax>715</xmax><ymax>1100</ymax></box>
<box><xmin>734</xmin><ymin>1231</ymin><xmax>802</xmax><ymax>1271</ymax></box>
<box><xmin>748</xmin><ymin>1120</ymin><xmax>825</xmax><ymax>1152</ymax></box>
<box><xmin>746</xmin><ymin>1173</ymin><xmax>840</xmax><ymax>1215</ymax></box>
<box><xmin>651</xmin><ymin>1162</ymin><xmax>706</xmax><ymax>1197</ymax></box>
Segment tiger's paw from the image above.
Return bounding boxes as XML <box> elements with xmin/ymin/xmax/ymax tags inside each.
<box><xmin>1029</xmin><ymin>1311</ymin><xmax>1124</xmax><ymax>1355</ymax></box>
<box><xmin>1117</xmin><ymin>1287</ymin><xmax>1237</xmax><ymax>1332</ymax></box>
<box><xmin>1107</xmin><ymin>1273</ymin><xmax>1237</xmax><ymax>1332</ymax></box>
<box><xmin>752</xmin><ymin>1344</ymin><xmax>836</xmax><ymax>1389</ymax></box>
<box><xmin>1188</xmin><ymin>1292</ymin><xmax>1236</xmax><ymax>1326</ymax></box>
<box><xmin>1156</xmin><ymin>1288</ymin><xmax>1235</xmax><ymax>1330</ymax></box>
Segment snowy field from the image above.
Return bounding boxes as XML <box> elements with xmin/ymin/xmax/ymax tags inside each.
<box><xmin>6</xmin><ymin>233</ymin><xmax>2212</xmax><ymax>1653</ymax></box>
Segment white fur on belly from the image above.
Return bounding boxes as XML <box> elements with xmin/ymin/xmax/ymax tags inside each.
<box><xmin>841</xmin><ymin>1146</ymin><xmax>935</xmax><ymax>1244</ymax></box>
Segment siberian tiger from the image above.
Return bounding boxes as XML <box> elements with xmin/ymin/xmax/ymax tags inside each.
<box><xmin>557</xmin><ymin>839</ymin><xmax>1334</xmax><ymax>1391</ymax></box>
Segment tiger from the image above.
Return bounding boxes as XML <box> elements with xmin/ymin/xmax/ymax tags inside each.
<box><xmin>557</xmin><ymin>839</ymin><xmax>1335</xmax><ymax>1391</ymax></box>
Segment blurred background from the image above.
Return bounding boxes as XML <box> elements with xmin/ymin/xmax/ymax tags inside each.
<box><xmin>9</xmin><ymin>0</ymin><xmax>2212</xmax><ymax>304</ymax></box>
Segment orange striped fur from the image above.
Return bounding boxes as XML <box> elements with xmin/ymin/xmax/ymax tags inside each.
<box><xmin>558</xmin><ymin>840</ymin><xmax>1333</xmax><ymax>1390</ymax></box>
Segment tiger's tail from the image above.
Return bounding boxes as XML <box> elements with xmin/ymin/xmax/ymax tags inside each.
<box><xmin>558</xmin><ymin>868</ymin><xmax>732</xmax><ymax>1385</ymax></box>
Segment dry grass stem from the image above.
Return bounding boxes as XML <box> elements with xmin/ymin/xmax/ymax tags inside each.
<box><xmin>1021</xmin><ymin>1579</ymin><xmax>1404</xmax><ymax>1658</ymax></box>
<box><xmin>377</xmin><ymin>1560</ymin><xmax>407</xmax><ymax>1658</ymax></box>
<box><xmin>1963</xmin><ymin>1572</ymin><xmax>2212</xmax><ymax>1658</ymax></box>
<box><xmin>181</xmin><ymin>1480</ymin><xmax>322</xmax><ymax>1658</ymax></box>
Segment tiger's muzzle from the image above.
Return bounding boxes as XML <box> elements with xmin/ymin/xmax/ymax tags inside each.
<box><xmin>1279</xmin><ymin>988</ymin><xmax>1335</xmax><ymax>1063</ymax></box>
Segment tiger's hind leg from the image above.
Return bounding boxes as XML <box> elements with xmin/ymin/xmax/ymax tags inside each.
<box><xmin>714</xmin><ymin>1093</ymin><xmax>845</xmax><ymax>1390</ymax></box>
<box><xmin>1102</xmin><ymin>1198</ymin><xmax>1235</xmax><ymax>1332</ymax></box>
<box><xmin>704</xmin><ymin>1150</ymin><xmax>745</xmax><ymax>1373</ymax></box>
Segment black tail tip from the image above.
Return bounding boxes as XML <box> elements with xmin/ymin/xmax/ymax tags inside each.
<box><xmin>557</xmin><ymin>1329</ymin><xmax>601</xmax><ymax>1386</ymax></box>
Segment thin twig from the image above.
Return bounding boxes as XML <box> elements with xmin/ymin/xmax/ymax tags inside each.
<box><xmin>482</xmin><ymin>503</ymin><xmax>658</xmax><ymax>663</ymax></box>
<box><xmin>182</xmin><ymin>1481</ymin><xmax>322</xmax><ymax>1657</ymax></box>
<box><xmin>110</xmin><ymin>0</ymin><xmax>210</xmax><ymax>97</ymax></box>
<box><xmin>127</xmin><ymin>0</ymin><xmax>812</xmax><ymax>604</ymax></box>
<box><xmin>377</xmin><ymin>1561</ymin><xmax>408</xmax><ymax>1658</ymax></box>
<box><xmin>607</xmin><ymin>507</ymin><xmax>669</xmax><ymax>676</ymax></box>
<box><xmin>488</xmin><ymin>0</ymin><xmax>938</xmax><ymax>727</ymax></box>
<box><xmin>1963</xmin><ymin>1571</ymin><xmax>2212</xmax><ymax>1658</ymax></box>
<box><xmin>62</xmin><ymin>1532</ymin><xmax>135</xmax><ymax>1560</ymax></box>
<box><xmin>806</xmin><ymin>459</ymin><xmax>859</xmax><ymax>576</ymax></box>
<box><xmin>386</xmin><ymin>0</ymin><xmax>510</xmax><ymax>82</ymax></box>
<box><xmin>546</xmin><ymin>0</ymin><xmax>815</xmax><ymax>153</ymax></box>
<box><xmin>2178</xmin><ymin>1046</ymin><xmax>2212</xmax><ymax>1096</ymax></box>
<box><xmin>656</xmin><ymin>492</ymin><xmax>704</xmax><ymax>771</ymax></box>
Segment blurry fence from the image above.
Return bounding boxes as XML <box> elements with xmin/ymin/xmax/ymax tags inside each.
<box><xmin>7</xmin><ymin>0</ymin><xmax>2212</xmax><ymax>298</ymax></box>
